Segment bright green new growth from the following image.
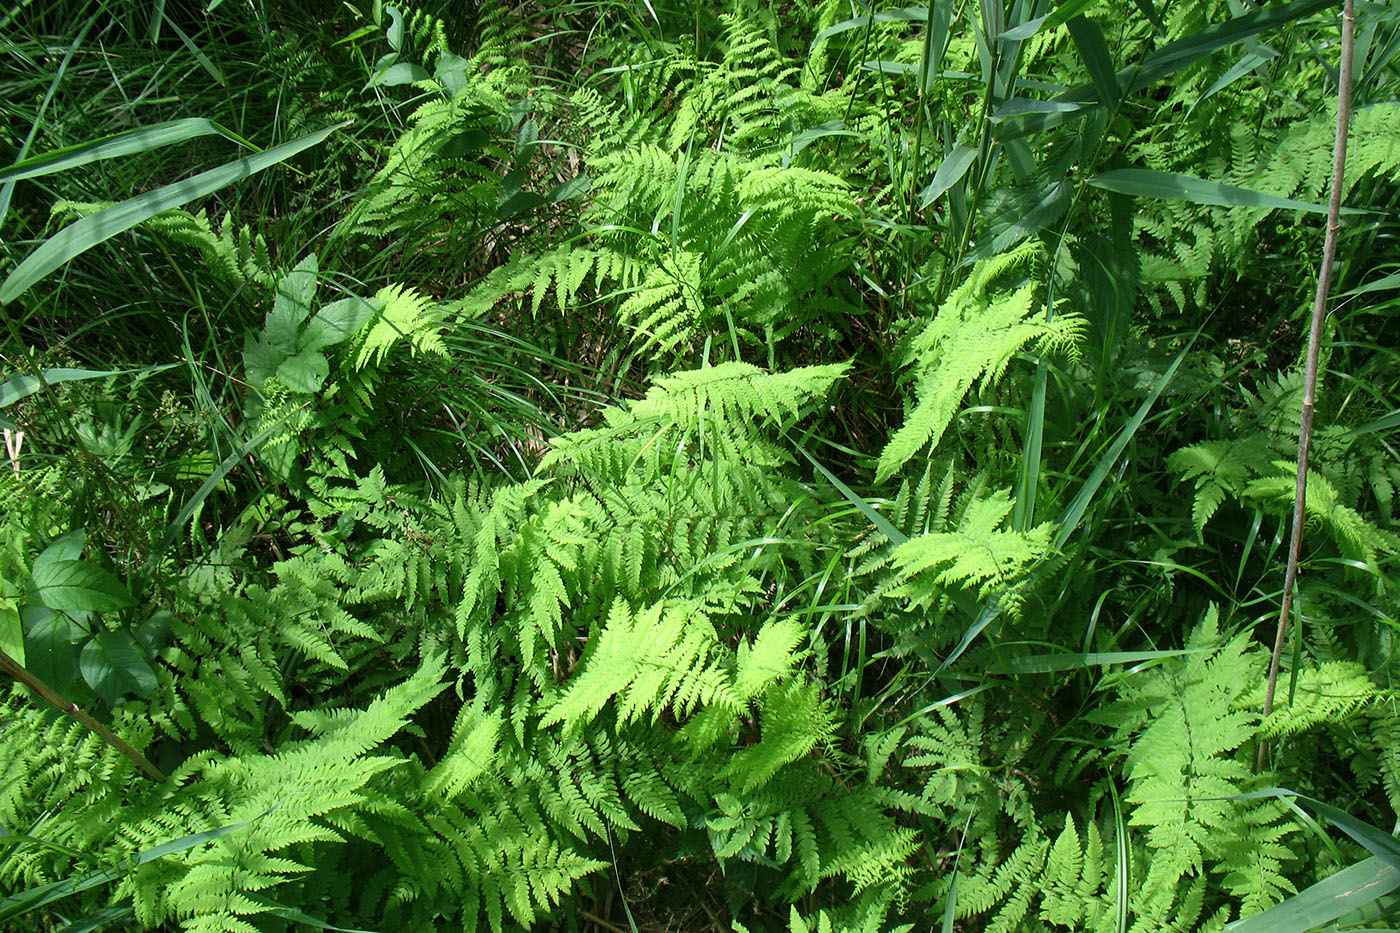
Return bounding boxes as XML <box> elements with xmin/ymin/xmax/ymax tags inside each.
<box><xmin>1</xmin><ymin>0</ymin><xmax>1397</xmax><ymax>931</ymax></box>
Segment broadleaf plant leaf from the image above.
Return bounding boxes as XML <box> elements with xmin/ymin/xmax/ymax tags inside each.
<box><xmin>30</xmin><ymin>561</ymin><xmax>135</xmax><ymax>613</ymax></box>
<box><xmin>79</xmin><ymin>630</ymin><xmax>158</xmax><ymax>706</ymax></box>
<box><xmin>22</xmin><ymin>610</ymin><xmax>76</xmax><ymax>691</ymax></box>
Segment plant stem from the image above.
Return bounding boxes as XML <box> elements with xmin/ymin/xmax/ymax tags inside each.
<box><xmin>0</xmin><ymin>647</ymin><xmax>167</xmax><ymax>783</ymax></box>
<box><xmin>1257</xmin><ymin>0</ymin><xmax>1355</xmax><ymax>773</ymax></box>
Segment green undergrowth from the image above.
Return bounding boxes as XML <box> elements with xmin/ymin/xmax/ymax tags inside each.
<box><xmin>1</xmin><ymin>0</ymin><xmax>1399</xmax><ymax>930</ymax></box>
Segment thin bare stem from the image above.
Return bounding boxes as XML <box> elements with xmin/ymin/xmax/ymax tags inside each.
<box><xmin>0</xmin><ymin>646</ymin><xmax>167</xmax><ymax>783</ymax></box>
<box><xmin>1257</xmin><ymin>0</ymin><xmax>1356</xmax><ymax>773</ymax></box>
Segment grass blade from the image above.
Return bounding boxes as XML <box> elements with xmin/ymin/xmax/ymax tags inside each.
<box><xmin>1342</xmin><ymin>269</ymin><xmax>1400</xmax><ymax>295</ymax></box>
<box><xmin>994</xmin><ymin>648</ymin><xmax>1204</xmax><ymax>674</ymax></box>
<box><xmin>1</xmin><ymin>365</ymin><xmax>177</xmax><ymax>409</ymax></box>
<box><xmin>1128</xmin><ymin>0</ymin><xmax>1330</xmax><ymax>93</ymax></box>
<box><xmin>0</xmin><ymin>119</ymin><xmax>258</xmax><ymax>184</ymax></box>
<box><xmin>0</xmin><ymin>13</ymin><xmax>95</xmax><ymax>227</ymax></box>
<box><xmin>1</xmin><ymin>121</ymin><xmax>349</xmax><ymax>305</ymax></box>
<box><xmin>1067</xmin><ymin>15</ymin><xmax>1119</xmax><ymax>107</ymax></box>
<box><xmin>0</xmin><ymin>812</ymin><xmax>267</xmax><ymax>920</ymax></box>
<box><xmin>1053</xmin><ymin>341</ymin><xmax>1191</xmax><ymax>550</ymax></box>
<box><xmin>811</xmin><ymin>7</ymin><xmax>931</xmax><ymax>50</ymax></box>
<box><xmin>1225</xmin><ymin>857</ymin><xmax>1400</xmax><ymax>933</ymax></box>
<box><xmin>1088</xmin><ymin>169</ymin><xmax>1355</xmax><ymax>213</ymax></box>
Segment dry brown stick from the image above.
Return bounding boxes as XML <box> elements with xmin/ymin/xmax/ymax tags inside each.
<box><xmin>1257</xmin><ymin>0</ymin><xmax>1356</xmax><ymax>773</ymax></box>
<box><xmin>0</xmin><ymin>646</ymin><xmax>167</xmax><ymax>783</ymax></box>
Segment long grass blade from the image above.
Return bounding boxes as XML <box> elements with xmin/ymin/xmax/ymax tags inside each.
<box><xmin>1224</xmin><ymin>857</ymin><xmax>1400</xmax><ymax>933</ymax></box>
<box><xmin>0</xmin><ymin>119</ymin><xmax>258</xmax><ymax>184</ymax></box>
<box><xmin>1089</xmin><ymin>168</ymin><xmax>1358</xmax><ymax>213</ymax></box>
<box><xmin>1</xmin><ymin>121</ymin><xmax>349</xmax><ymax>304</ymax></box>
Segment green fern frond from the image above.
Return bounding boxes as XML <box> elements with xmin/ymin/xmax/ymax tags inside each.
<box><xmin>887</xmin><ymin>490</ymin><xmax>1052</xmax><ymax>609</ymax></box>
<box><xmin>878</xmin><ymin>245</ymin><xmax>1083</xmax><ymax>481</ymax></box>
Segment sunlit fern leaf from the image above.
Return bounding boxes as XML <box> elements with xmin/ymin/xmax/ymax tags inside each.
<box><xmin>877</xmin><ymin>244</ymin><xmax>1083</xmax><ymax>481</ymax></box>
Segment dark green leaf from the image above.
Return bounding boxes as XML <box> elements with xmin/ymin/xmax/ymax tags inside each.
<box><xmin>1129</xmin><ymin>0</ymin><xmax>1331</xmax><ymax>94</ymax></box>
<box><xmin>1342</xmin><ymin>409</ymin><xmax>1400</xmax><ymax>438</ymax></box>
<box><xmin>55</xmin><ymin>905</ymin><xmax>133</xmax><ymax>933</ymax></box>
<box><xmin>1089</xmin><ymin>168</ymin><xmax>1355</xmax><ymax>213</ymax></box>
<box><xmin>30</xmin><ymin>561</ymin><xmax>134</xmax><ymax>613</ymax></box>
<box><xmin>548</xmin><ymin>175</ymin><xmax>592</xmax><ymax>202</ymax></box>
<box><xmin>32</xmin><ymin>531</ymin><xmax>86</xmax><ymax>576</ymax></box>
<box><xmin>1</xmin><ymin>366</ymin><xmax>174</xmax><ymax>410</ymax></box>
<box><xmin>999</xmin><ymin>14</ymin><xmax>1048</xmax><ymax>41</ymax></box>
<box><xmin>990</xmin><ymin>98</ymin><xmax>1084</xmax><ymax>121</ymax></box>
<box><xmin>135</xmin><ymin>611</ymin><xmax>174</xmax><ymax>655</ymax></box>
<box><xmin>1067</xmin><ymin>15</ymin><xmax>1118</xmax><ymax>106</ymax></box>
<box><xmin>1044</xmin><ymin>0</ymin><xmax>1102</xmax><ymax>31</ymax></box>
<box><xmin>384</xmin><ymin>4</ymin><xmax>405</xmax><ymax>51</ymax></box>
<box><xmin>1343</xmin><ymin>270</ymin><xmax>1400</xmax><ymax>295</ymax></box>
<box><xmin>79</xmin><ymin>630</ymin><xmax>158</xmax><ymax>706</ymax></box>
<box><xmin>0</xmin><ymin>599</ymin><xmax>24</xmax><ymax>667</ymax></box>
<box><xmin>21</xmin><ymin>611</ymin><xmax>75</xmax><ymax>691</ymax></box>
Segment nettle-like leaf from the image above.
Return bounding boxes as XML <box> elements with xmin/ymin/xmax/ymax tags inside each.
<box><xmin>29</xmin><ymin>559</ymin><xmax>133</xmax><ymax>613</ymax></box>
<box><xmin>243</xmin><ymin>255</ymin><xmax>377</xmax><ymax>395</ymax></box>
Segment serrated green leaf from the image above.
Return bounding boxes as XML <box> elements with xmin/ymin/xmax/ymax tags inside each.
<box><xmin>276</xmin><ymin>350</ymin><xmax>330</xmax><ymax>394</ymax></box>
<box><xmin>79</xmin><ymin>630</ymin><xmax>158</xmax><ymax>705</ymax></box>
<box><xmin>300</xmin><ymin>296</ymin><xmax>377</xmax><ymax>352</ymax></box>
<box><xmin>30</xmin><ymin>561</ymin><xmax>134</xmax><ymax>612</ymax></box>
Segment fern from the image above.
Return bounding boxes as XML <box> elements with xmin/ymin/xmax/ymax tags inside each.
<box><xmin>1092</xmin><ymin>607</ymin><xmax>1295</xmax><ymax>917</ymax></box>
<box><xmin>886</xmin><ymin>489</ymin><xmax>1052</xmax><ymax>610</ymax></box>
<box><xmin>878</xmin><ymin>244</ymin><xmax>1084</xmax><ymax>481</ymax></box>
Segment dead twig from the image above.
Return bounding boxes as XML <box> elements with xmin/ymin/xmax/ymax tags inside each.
<box><xmin>1258</xmin><ymin>0</ymin><xmax>1356</xmax><ymax>772</ymax></box>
